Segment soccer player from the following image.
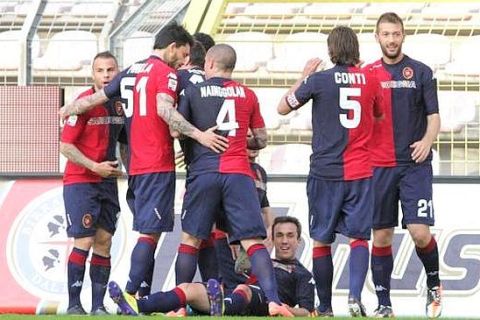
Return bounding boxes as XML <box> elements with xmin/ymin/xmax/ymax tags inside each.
<box><xmin>173</xmin><ymin>43</ymin><xmax>292</xmax><ymax>317</ymax></box>
<box><xmin>277</xmin><ymin>26</ymin><xmax>383</xmax><ymax>317</ymax></box>
<box><xmin>109</xmin><ymin>216</ymin><xmax>314</xmax><ymax>317</ymax></box>
<box><xmin>193</xmin><ymin>32</ymin><xmax>215</xmax><ymax>52</ymax></box>
<box><xmin>59</xmin><ymin>22</ymin><xmax>229</xmax><ymax>299</ymax></box>
<box><xmin>366</xmin><ymin>12</ymin><xmax>442</xmax><ymax>318</ymax></box>
<box><xmin>61</xmin><ymin>51</ymin><xmax>124</xmax><ymax>315</ymax></box>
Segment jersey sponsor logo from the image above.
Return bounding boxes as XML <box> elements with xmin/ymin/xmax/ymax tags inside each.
<box><xmin>82</xmin><ymin>213</ymin><xmax>93</xmax><ymax>228</ymax></box>
<box><xmin>66</xmin><ymin>115</ymin><xmax>78</xmax><ymax>126</ymax></box>
<box><xmin>200</xmin><ymin>85</ymin><xmax>246</xmax><ymax>98</ymax></box>
<box><xmin>286</xmin><ymin>93</ymin><xmax>300</xmax><ymax>109</ymax></box>
<box><xmin>87</xmin><ymin>116</ymin><xmax>125</xmax><ymax>125</ymax></box>
<box><xmin>380</xmin><ymin>80</ymin><xmax>417</xmax><ymax>89</ymax></box>
<box><xmin>402</xmin><ymin>66</ymin><xmax>414</xmax><ymax>80</ymax></box>
<box><xmin>167</xmin><ymin>72</ymin><xmax>178</xmax><ymax>91</ymax></box>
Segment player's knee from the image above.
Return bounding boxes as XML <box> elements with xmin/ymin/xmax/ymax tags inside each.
<box><xmin>408</xmin><ymin>225</ymin><xmax>431</xmax><ymax>247</ymax></box>
<box><xmin>234</xmin><ymin>284</ymin><xmax>252</xmax><ymax>302</ymax></box>
<box><xmin>372</xmin><ymin>228</ymin><xmax>394</xmax><ymax>247</ymax></box>
<box><xmin>74</xmin><ymin>236</ymin><xmax>94</xmax><ymax>251</ymax></box>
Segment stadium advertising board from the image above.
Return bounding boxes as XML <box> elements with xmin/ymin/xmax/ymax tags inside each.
<box><xmin>0</xmin><ymin>178</ymin><xmax>478</xmax><ymax>317</ymax></box>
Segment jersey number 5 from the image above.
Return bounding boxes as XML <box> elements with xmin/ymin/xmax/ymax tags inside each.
<box><xmin>216</xmin><ymin>99</ymin><xmax>239</xmax><ymax>136</ymax></box>
<box><xmin>339</xmin><ymin>87</ymin><xmax>361</xmax><ymax>129</ymax></box>
<box><xmin>120</xmin><ymin>76</ymin><xmax>148</xmax><ymax>118</ymax></box>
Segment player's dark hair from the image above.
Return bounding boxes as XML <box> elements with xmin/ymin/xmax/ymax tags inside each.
<box><xmin>189</xmin><ymin>40</ymin><xmax>206</xmax><ymax>67</ymax></box>
<box><xmin>154</xmin><ymin>22</ymin><xmax>194</xmax><ymax>50</ymax></box>
<box><xmin>92</xmin><ymin>51</ymin><xmax>118</xmax><ymax>67</ymax></box>
<box><xmin>272</xmin><ymin>216</ymin><xmax>302</xmax><ymax>240</ymax></box>
<box><xmin>327</xmin><ymin>26</ymin><xmax>360</xmax><ymax>66</ymax></box>
<box><xmin>193</xmin><ymin>32</ymin><xmax>215</xmax><ymax>52</ymax></box>
<box><xmin>208</xmin><ymin>44</ymin><xmax>236</xmax><ymax>71</ymax></box>
<box><xmin>376</xmin><ymin>12</ymin><xmax>404</xmax><ymax>34</ymax></box>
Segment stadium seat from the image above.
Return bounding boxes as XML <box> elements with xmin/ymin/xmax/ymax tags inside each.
<box><xmin>224</xmin><ymin>32</ymin><xmax>273</xmax><ymax>72</ymax></box>
<box><xmin>438</xmin><ymin>91</ymin><xmax>476</xmax><ymax>132</ymax></box>
<box><xmin>254</xmin><ymin>88</ymin><xmax>285</xmax><ymax>130</ymax></box>
<box><xmin>360</xmin><ymin>2</ymin><xmax>425</xmax><ymax>20</ymax></box>
<box><xmin>70</xmin><ymin>2</ymin><xmax>113</xmax><ymax>15</ymax></box>
<box><xmin>268</xmin><ymin>143</ymin><xmax>311</xmax><ymax>175</ymax></box>
<box><xmin>122</xmin><ymin>31</ymin><xmax>154</xmax><ymax>67</ymax></box>
<box><xmin>421</xmin><ymin>3</ymin><xmax>479</xmax><ymax>21</ymax></box>
<box><xmin>227</xmin><ymin>2</ymin><xmax>305</xmax><ymax>23</ymax></box>
<box><xmin>267</xmin><ymin>32</ymin><xmax>329</xmax><ymax>73</ymax></box>
<box><xmin>403</xmin><ymin>33</ymin><xmax>451</xmax><ymax>71</ymax></box>
<box><xmin>358</xmin><ymin>33</ymin><xmax>382</xmax><ymax>66</ymax></box>
<box><xmin>33</xmin><ymin>31</ymin><xmax>98</xmax><ymax>71</ymax></box>
<box><xmin>302</xmin><ymin>2</ymin><xmax>366</xmax><ymax>20</ymax></box>
<box><xmin>0</xmin><ymin>30</ymin><xmax>40</xmax><ymax>70</ymax></box>
<box><xmin>444</xmin><ymin>35</ymin><xmax>480</xmax><ymax>77</ymax></box>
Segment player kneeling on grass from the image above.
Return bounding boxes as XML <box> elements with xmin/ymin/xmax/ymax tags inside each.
<box><xmin>109</xmin><ymin>216</ymin><xmax>314</xmax><ymax>317</ymax></box>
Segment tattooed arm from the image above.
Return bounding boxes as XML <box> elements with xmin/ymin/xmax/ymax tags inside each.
<box><xmin>59</xmin><ymin>89</ymin><xmax>109</xmax><ymax>120</ymax></box>
<box><xmin>247</xmin><ymin>127</ymin><xmax>267</xmax><ymax>150</ymax></box>
<box><xmin>156</xmin><ymin>93</ymin><xmax>228</xmax><ymax>153</ymax></box>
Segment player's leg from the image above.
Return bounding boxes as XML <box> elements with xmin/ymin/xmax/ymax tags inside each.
<box><xmin>64</xmin><ymin>183</ymin><xmax>99</xmax><ymax>315</ymax></box>
<box><xmin>307</xmin><ymin>177</ymin><xmax>343</xmax><ymax>317</ymax></box>
<box><xmin>371</xmin><ymin>167</ymin><xmax>400</xmax><ymax>317</ymax></box>
<box><xmin>223</xmin><ymin>284</ymin><xmax>253</xmax><ymax>315</ymax></box>
<box><xmin>400</xmin><ymin>163</ymin><xmax>441</xmax><ymax>318</ymax></box>
<box><xmin>198</xmin><ymin>232</ymin><xmax>220</xmax><ymax>282</ymax></box>
<box><xmin>126</xmin><ymin>173</ymin><xmax>175</xmax><ymax>295</ymax></box>
<box><xmin>176</xmin><ymin>173</ymin><xmax>220</xmax><ymax>284</ymax></box>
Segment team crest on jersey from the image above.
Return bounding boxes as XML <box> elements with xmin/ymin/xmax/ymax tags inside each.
<box><xmin>167</xmin><ymin>72</ymin><xmax>178</xmax><ymax>91</ymax></box>
<box><xmin>66</xmin><ymin>115</ymin><xmax>78</xmax><ymax>126</ymax></box>
<box><xmin>114</xmin><ymin>100</ymin><xmax>124</xmax><ymax>116</ymax></box>
<box><xmin>82</xmin><ymin>213</ymin><xmax>93</xmax><ymax>228</ymax></box>
<box><xmin>402</xmin><ymin>67</ymin><xmax>414</xmax><ymax>80</ymax></box>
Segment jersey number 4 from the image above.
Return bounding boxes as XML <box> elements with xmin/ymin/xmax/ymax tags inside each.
<box><xmin>339</xmin><ymin>87</ymin><xmax>361</xmax><ymax>129</ymax></box>
<box><xmin>120</xmin><ymin>76</ymin><xmax>148</xmax><ymax>117</ymax></box>
<box><xmin>216</xmin><ymin>99</ymin><xmax>239</xmax><ymax>136</ymax></box>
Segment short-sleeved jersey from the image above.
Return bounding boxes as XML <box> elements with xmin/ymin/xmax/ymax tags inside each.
<box><xmin>104</xmin><ymin>55</ymin><xmax>178</xmax><ymax>175</ymax></box>
<box><xmin>251</xmin><ymin>162</ymin><xmax>269</xmax><ymax>208</ymax></box>
<box><xmin>61</xmin><ymin>88</ymin><xmax>125</xmax><ymax>185</ymax></box>
<box><xmin>177</xmin><ymin>67</ymin><xmax>206</xmax><ymax>95</ymax></box>
<box><xmin>287</xmin><ymin>64</ymin><xmax>383</xmax><ymax>181</ymax></box>
<box><xmin>178</xmin><ymin>77</ymin><xmax>265</xmax><ymax>177</ymax></box>
<box><xmin>365</xmin><ymin>56</ymin><xmax>439</xmax><ymax>167</ymax></box>
<box><xmin>252</xmin><ymin>259</ymin><xmax>315</xmax><ymax>311</ymax></box>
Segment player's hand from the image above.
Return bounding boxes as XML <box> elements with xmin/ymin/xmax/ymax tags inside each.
<box><xmin>410</xmin><ymin>139</ymin><xmax>432</xmax><ymax>163</ymax></box>
<box><xmin>302</xmin><ymin>58</ymin><xmax>322</xmax><ymax>78</ymax></box>
<box><xmin>58</xmin><ymin>105</ymin><xmax>70</xmax><ymax>121</ymax></box>
<box><xmin>199</xmin><ymin>126</ymin><xmax>229</xmax><ymax>153</ymax></box>
<box><xmin>92</xmin><ymin>160</ymin><xmax>123</xmax><ymax>178</ymax></box>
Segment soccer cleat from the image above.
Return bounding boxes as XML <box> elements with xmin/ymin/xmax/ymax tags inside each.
<box><xmin>165</xmin><ymin>307</ymin><xmax>187</xmax><ymax>317</ymax></box>
<box><xmin>373</xmin><ymin>305</ymin><xmax>395</xmax><ymax>318</ymax></box>
<box><xmin>66</xmin><ymin>304</ymin><xmax>87</xmax><ymax>315</ymax></box>
<box><xmin>206</xmin><ymin>278</ymin><xmax>224</xmax><ymax>316</ymax></box>
<box><xmin>108</xmin><ymin>281</ymin><xmax>139</xmax><ymax>316</ymax></box>
<box><xmin>426</xmin><ymin>285</ymin><xmax>442</xmax><ymax>318</ymax></box>
<box><xmin>348</xmin><ymin>296</ymin><xmax>367</xmax><ymax>317</ymax></box>
<box><xmin>268</xmin><ymin>302</ymin><xmax>294</xmax><ymax>317</ymax></box>
<box><xmin>91</xmin><ymin>306</ymin><xmax>109</xmax><ymax>315</ymax></box>
<box><xmin>312</xmin><ymin>306</ymin><xmax>334</xmax><ymax>317</ymax></box>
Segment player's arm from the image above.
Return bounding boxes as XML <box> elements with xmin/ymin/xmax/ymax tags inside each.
<box><xmin>60</xmin><ymin>142</ymin><xmax>123</xmax><ymax>178</ymax></box>
<box><xmin>247</xmin><ymin>127</ymin><xmax>267</xmax><ymax>150</ymax></box>
<box><xmin>410</xmin><ymin>113</ymin><xmax>440</xmax><ymax>163</ymax></box>
<box><xmin>285</xmin><ymin>305</ymin><xmax>310</xmax><ymax>317</ymax></box>
<box><xmin>277</xmin><ymin>58</ymin><xmax>322</xmax><ymax>115</ymax></box>
<box><xmin>156</xmin><ymin>93</ymin><xmax>228</xmax><ymax>153</ymax></box>
<box><xmin>293</xmin><ymin>271</ymin><xmax>316</xmax><ymax>317</ymax></box>
<box><xmin>59</xmin><ymin>89</ymin><xmax>109</xmax><ymax>120</ymax></box>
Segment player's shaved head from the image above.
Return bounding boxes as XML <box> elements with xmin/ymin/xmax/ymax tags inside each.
<box><xmin>206</xmin><ymin>44</ymin><xmax>236</xmax><ymax>72</ymax></box>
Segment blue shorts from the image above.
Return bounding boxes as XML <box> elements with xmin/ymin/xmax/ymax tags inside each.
<box><xmin>63</xmin><ymin>181</ymin><xmax>120</xmax><ymax>238</ymax></box>
<box><xmin>127</xmin><ymin>172</ymin><xmax>175</xmax><ymax>233</ymax></box>
<box><xmin>373</xmin><ymin>163</ymin><xmax>435</xmax><ymax>229</ymax></box>
<box><xmin>307</xmin><ymin>176</ymin><xmax>373</xmax><ymax>243</ymax></box>
<box><xmin>181</xmin><ymin>173</ymin><xmax>266</xmax><ymax>243</ymax></box>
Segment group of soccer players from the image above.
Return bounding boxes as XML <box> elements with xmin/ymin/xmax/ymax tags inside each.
<box><xmin>60</xmin><ymin>10</ymin><xmax>442</xmax><ymax>318</ymax></box>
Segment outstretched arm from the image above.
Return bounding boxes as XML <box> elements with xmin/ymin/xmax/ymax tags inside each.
<box><xmin>59</xmin><ymin>89</ymin><xmax>109</xmax><ymax>120</ymax></box>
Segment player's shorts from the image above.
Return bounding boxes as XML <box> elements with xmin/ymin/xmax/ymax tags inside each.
<box><xmin>214</xmin><ymin>237</ymin><xmax>249</xmax><ymax>293</ymax></box>
<box><xmin>307</xmin><ymin>176</ymin><xmax>373</xmax><ymax>243</ymax></box>
<box><xmin>63</xmin><ymin>180</ymin><xmax>120</xmax><ymax>238</ymax></box>
<box><xmin>372</xmin><ymin>163</ymin><xmax>435</xmax><ymax>229</ymax></box>
<box><xmin>181</xmin><ymin>173</ymin><xmax>266</xmax><ymax>244</ymax></box>
<box><xmin>127</xmin><ymin>172</ymin><xmax>175</xmax><ymax>233</ymax></box>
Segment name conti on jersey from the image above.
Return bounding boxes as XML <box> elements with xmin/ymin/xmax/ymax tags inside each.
<box><xmin>200</xmin><ymin>85</ymin><xmax>246</xmax><ymax>98</ymax></box>
<box><xmin>334</xmin><ymin>72</ymin><xmax>366</xmax><ymax>85</ymax></box>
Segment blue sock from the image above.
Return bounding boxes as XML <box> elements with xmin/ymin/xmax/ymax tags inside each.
<box><xmin>67</xmin><ymin>247</ymin><xmax>89</xmax><ymax>309</ymax></box>
<box><xmin>247</xmin><ymin>244</ymin><xmax>281</xmax><ymax>304</ymax></box>
<box><xmin>175</xmin><ymin>244</ymin><xmax>199</xmax><ymax>285</ymax></box>
<box><xmin>126</xmin><ymin>237</ymin><xmax>157</xmax><ymax>295</ymax></box>
<box><xmin>349</xmin><ymin>240</ymin><xmax>369</xmax><ymax>301</ymax></box>
<box><xmin>89</xmin><ymin>253</ymin><xmax>110</xmax><ymax>311</ymax></box>
<box><xmin>313</xmin><ymin>246</ymin><xmax>333</xmax><ymax>312</ymax></box>
<box><xmin>198</xmin><ymin>235</ymin><xmax>219</xmax><ymax>281</ymax></box>
<box><xmin>224</xmin><ymin>288</ymin><xmax>249</xmax><ymax>315</ymax></box>
<box><xmin>371</xmin><ymin>245</ymin><xmax>393</xmax><ymax>306</ymax></box>
<box><xmin>137</xmin><ymin>256</ymin><xmax>154</xmax><ymax>297</ymax></box>
<box><xmin>416</xmin><ymin>237</ymin><xmax>440</xmax><ymax>289</ymax></box>
<box><xmin>138</xmin><ymin>287</ymin><xmax>186</xmax><ymax>314</ymax></box>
